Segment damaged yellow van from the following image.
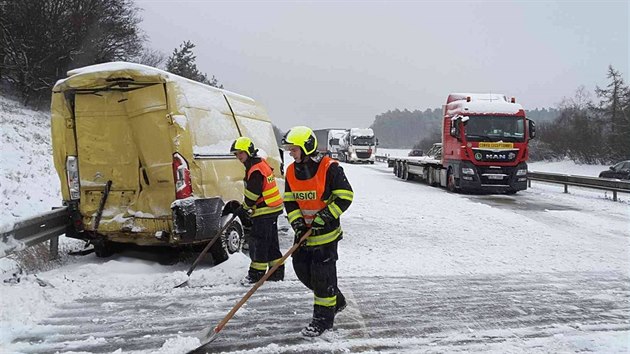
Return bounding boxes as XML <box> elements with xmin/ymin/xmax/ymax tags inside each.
<box><xmin>51</xmin><ymin>62</ymin><xmax>283</xmax><ymax>261</ymax></box>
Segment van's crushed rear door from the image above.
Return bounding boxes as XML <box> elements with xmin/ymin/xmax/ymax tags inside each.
<box><xmin>73</xmin><ymin>84</ymin><xmax>173</xmax><ymax>234</ymax></box>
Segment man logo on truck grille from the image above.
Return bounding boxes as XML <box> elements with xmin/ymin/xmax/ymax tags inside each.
<box><xmin>294</xmin><ymin>190</ymin><xmax>317</xmax><ymax>200</ymax></box>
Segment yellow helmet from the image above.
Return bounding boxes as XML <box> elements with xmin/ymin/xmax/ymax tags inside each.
<box><xmin>230</xmin><ymin>136</ymin><xmax>257</xmax><ymax>156</ymax></box>
<box><xmin>282</xmin><ymin>126</ymin><xmax>317</xmax><ymax>155</ymax></box>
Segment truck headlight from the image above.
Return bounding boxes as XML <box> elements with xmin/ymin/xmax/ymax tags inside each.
<box><xmin>516</xmin><ymin>169</ymin><xmax>527</xmax><ymax>176</ymax></box>
<box><xmin>462</xmin><ymin>167</ymin><xmax>475</xmax><ymax>175</ymax></box>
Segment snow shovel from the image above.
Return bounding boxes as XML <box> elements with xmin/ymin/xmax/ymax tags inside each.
<box><xmin>174</xmin><ymin>209</ymin><xmax>242</xmax><ymax>289</ymax></box>
<box><xmin>189</xmin><ymin>229</ymin><xmax>313</xmax><ymax>351</ymax></box>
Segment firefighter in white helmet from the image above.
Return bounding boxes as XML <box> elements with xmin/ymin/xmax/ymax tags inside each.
<box><xmin>230</xmin><ymin>137</ymin><xmax>284</xmax><ymax>284</ymax></box>
<box><xmin>282</xmin><ymin>126</ymin><xmax>354</xmax><ymax>337</ymax></box>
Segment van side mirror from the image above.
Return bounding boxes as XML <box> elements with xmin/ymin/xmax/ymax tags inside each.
<box><xmin>528</xmin><ymin>119</ymin><xmax>536</xmax><ymax>140</ymax></box>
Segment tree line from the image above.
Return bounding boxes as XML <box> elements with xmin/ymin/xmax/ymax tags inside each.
<box><xmin>0</xmin><ymin>0</ymin><xmax>221</xmax><ymax>106</ymax></box>
<box><xmin>371</xmin><ymin>67</ymin><xmax>629</xmax><ymax>163</ymax></box>
<box><xmin>533</xmin><ymin>66</ymin><xmax>630</xmax><ymax>163</ymax></box>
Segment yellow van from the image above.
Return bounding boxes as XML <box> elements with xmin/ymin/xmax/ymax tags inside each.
<box><xmin>51</xmin><ymin>62</ymin><xmax>284</xmax><ymax>261</ymax></box>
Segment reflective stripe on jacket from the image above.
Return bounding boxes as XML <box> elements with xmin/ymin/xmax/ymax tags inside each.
<box><xmin>285</xmin><ymin>156</ymin><xmax>341</xmax><ymax>246</ymax></box>
<box><xmin>246</xmin><ymin>159</ymin><xmax>283</xmax><ymax>217</ymax></box>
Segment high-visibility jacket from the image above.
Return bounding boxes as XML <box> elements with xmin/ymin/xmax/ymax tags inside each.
<box><xmin>285</xmin><ymin>156</ymin><xmax>345</xmax><ymax>246</ymax></box>
<box><xmin>244</xmin><ymin>159</ymin><xmax>283</xmax><ymax>218</ymax></box>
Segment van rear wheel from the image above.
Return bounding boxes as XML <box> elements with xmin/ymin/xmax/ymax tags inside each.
<box><xmin>93</xmin><ymin>239</ymin><xmax>116</xmax><ymax>258</ymax></box>
<box><xmin>223</xmin><ymin>219</ymin><xmax>244</xmax><ymax>254</ymax></box>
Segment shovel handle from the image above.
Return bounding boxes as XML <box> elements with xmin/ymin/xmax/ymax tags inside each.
<box><xmin>209</xmin><ymin>228</ymin><xmax>313</xmax><ymax>337</ymax></box>
<box><xmin>186</xmin><ymin>209</ymin><xmax>241</xmax><ymax>276</ymax></box>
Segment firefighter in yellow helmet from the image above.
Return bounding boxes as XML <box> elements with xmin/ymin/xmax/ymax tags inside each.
<box><xmin>230</xmin><ymin>137</ymin><xmax>284</xmax><ymax>284</ymax></box>
<box><xmin>281</xmin><ymin>126</ymin><xmax>354</xmax><ymax>337</ymax></box>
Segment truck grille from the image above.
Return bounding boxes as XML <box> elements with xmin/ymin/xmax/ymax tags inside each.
<box><xmin>356</xmin><ymin>151</ymin><xmax>372</xmax><ymax>159</ymax></box>
<box><xmin>477</xmin><ymin>166</ymin><xmax>514</xmax><ymax>186</ymax></box>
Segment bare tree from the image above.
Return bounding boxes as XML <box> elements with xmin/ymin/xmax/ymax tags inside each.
<box><xmin>132</xmin><ymin>47</ymin><xmax>167</xmax><ymax>69</ymax></box>
<box><xmin>0</xmin><ymin>0</ymin><xmax>144</xmax><ymax>105</ymax></box>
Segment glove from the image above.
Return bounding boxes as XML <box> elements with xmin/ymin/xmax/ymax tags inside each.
<box><xmin>291</xmin><ymin>218</ymin><xmax>309</xmax><ymax>246</ymax></box>
<box><xmin>236</xmin><ymin>206</ymin><xmax>252</xmax><ymax>223</ymax></box>
<box><xmin>312</xmin><ymin>208</ymin><xmax>335</xmax><ymax>228</ymax></box>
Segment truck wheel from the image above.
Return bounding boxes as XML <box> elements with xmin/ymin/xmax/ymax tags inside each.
<box><xmin>396</xmin><ymin>161</ymin><xmax>403</xmax><ymax>178</ymax></box>
<box><xmin>447</xmin><ymin>168</ymin><xmax>458</xmax><ymax>193</ymax></box>
<box><xmin>369</xmin><ymin>161</ymin><xmax>375</xmax><ymax>164</ymax></box>
<box><xmin>427</xmin><ymin>167</ymin><xmax>435</xmax><ymax>186</ymax></box>
<box><xmin>402</xmin><ymin>163</ymin><xmax>409</xmax><ymax>180</ymax></box>
<box><xmin>393</xmin><ymin>160</ymin><xmax>399</xmax><ymax>176</ymax></box>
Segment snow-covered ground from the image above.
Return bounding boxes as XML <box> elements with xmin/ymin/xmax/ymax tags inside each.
<box><xmin>1</xmin><ymin>96</ymin><xmax>629</xmax><ymax>353</ymax></box>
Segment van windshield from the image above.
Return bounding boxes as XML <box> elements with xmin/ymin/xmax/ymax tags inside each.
<box><xmin>464</xmin><ymin>115</ymin><xmax>525</xmax><ymax>142</ymax></box>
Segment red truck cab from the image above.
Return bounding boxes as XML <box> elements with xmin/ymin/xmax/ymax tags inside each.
<box><xmin>441</xmin><ymin>93</ymin><xmax>536</xmax><ymax>193</ymax></box>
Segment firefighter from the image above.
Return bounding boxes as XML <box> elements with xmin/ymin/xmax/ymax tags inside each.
<box><xmin>230</xmin><ymin>137</ymin><xmax>285</xmax><ymax>284</ymax></box>
<box><xmin>281</xmin><ymin>126</ymin><xmax>354</xmax><ymax>337</ymax></box>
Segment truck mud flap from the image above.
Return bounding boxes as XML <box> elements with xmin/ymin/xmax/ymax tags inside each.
<box><xmin>173</xmin><ymin>198</ymin><xmax>224</xmax><ymax>242</ymax></box>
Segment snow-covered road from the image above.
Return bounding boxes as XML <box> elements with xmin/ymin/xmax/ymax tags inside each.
<box><xmin>3</xmin><ymin>161</ymin><xmax>630</xmax><ymax>353</ymax></box>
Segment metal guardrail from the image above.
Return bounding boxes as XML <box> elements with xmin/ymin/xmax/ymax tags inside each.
<box><xmin>0</xmin><ymin>207</ymin><xmax>68</xmax><ymax>259</ymax></box>
<box><xmin>375</xmin><ymin>154</ymin><xmax>389</xmax><ymax>162</ymax></box>
<box><xmin>528</xmin><ymin>171</ymin><xmax>630</xmax><ymax>201</ymax></box>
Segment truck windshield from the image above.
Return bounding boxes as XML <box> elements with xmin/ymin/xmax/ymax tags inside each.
<box><xmin>353</xmin><ymin>137</ymin><xmax>374</xmax><ymax>146</ymax></box>
<box><xmin>464</xmin><ymin>116</ymin><xmax>525</xmax><ymax>142</ymax></box>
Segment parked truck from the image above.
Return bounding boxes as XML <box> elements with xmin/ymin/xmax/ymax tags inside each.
<box><xmin>327</xmin><ymin>129</ymin><xmax>346</xmax><ymax>159</ymax></box>
<box><xmin>338</xmin><ymin>128</ymin><xmax>377</xmax><ymax>163</ymax></box>
<box><xmin>313</xmin><ymin>128</ymin><xmax>346</xmax><ymax>159</ymax></box>
<box><xmin>51</xmin><ymin>62</ymin><xmax>284</xmax><ymax>262</ymax></box>
<box><xmin>389</xmin><ymin>93</ymin><xmax>536</xmax><ymax>193</ymax></box>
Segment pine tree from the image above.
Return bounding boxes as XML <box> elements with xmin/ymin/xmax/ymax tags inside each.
<box><xmin>594</xmin><ymin>66</ymin><xmax>630</xmax><ymax>160</ymax></box>
<box><xmin>165</xmin><ymin>40</ymin><xmax>223</xmax><ymax>88</ymax></box>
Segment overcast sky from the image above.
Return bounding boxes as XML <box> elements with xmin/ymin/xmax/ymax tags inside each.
<box><xmin>137</xmin><ymin>0</ymin><xmax>628</xmax><ymax>131</ymax></box>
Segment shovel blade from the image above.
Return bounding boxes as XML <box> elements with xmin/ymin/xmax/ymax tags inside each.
<box><xmin>174</xmin><ymin>279</ymin><xmax>189</xmax><ymax>288</ymax></box>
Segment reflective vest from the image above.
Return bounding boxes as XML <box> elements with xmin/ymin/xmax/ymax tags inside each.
<box><xmin>286</xmin><ymin>156</ymin><xmax>341</xmax><ymax>246</ymax></box>
<box><xmin>247</xmin><ymin>160</ymin><xmax>283</xmax><ymax>217</ymax></box>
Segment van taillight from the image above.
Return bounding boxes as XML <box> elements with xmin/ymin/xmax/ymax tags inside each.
<box><xmin>66</xmin><ymin>156</ymin><xmax>80</xmax><ymax>200</ymax></box>
<box><xmin>172</xmin><ymin>153</ymin><xmax>192</xmax><ymax>199</ymax></box>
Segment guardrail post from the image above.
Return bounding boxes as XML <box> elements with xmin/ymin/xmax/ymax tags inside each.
<box><xmin>50</xmin><ymin>236</ymin><xmax>59</xmax><ymax>259</ymax></box>
<box><xmin>528</xmin><ymin>179</ymin><xmax>531</xmax><ymax>188</ymax></box>
<box><xmin>564</xmin><ymin>184</ymin><xmax>568</xmax><ymax>193</ymax></box>
<box><xmin>613</xmin><ymin>190</ymin><xmax>617</xmax><ymax>202</ymax></box>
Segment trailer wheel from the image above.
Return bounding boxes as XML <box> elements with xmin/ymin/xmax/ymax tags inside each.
<box><xmin>396</xmin><ymin>161</ymin><xmax>403</xmax><ymax>178</ymax></box>
<box><xmin>427</xmin><ymin>167</ymin><xmax>436</xmax><ymax>186</ymax></box>
<box><xmin>393</xmin><ymin>160</ymin><xmax>399</xmax><ymax>176</ymax></box>
<box><xmin>447</xmin><ymin>168</ymin><xmax>459</xmax><ymax>193</ymax></box>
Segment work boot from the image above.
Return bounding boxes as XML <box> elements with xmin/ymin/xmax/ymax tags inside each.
<box><xmin>240</xmin><ymin>269</ymin><xmax>264</xmax><ymax>286</ymax></box>
<box><xmin>335</xmin><ymin>293</ymin><xmax>347</xmax><ymax>314</ymax></box>
<box><xmin>301</xmin><ymin>321</ymin><xmax>330</xmax><ymax>337</ymax></box>
<box><xmin>267</xmin><ymin>265</ymin><xmax>284</xmax><ymax>282</ymax></box>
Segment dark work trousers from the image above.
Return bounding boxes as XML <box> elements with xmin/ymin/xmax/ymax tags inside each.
<box><xmin>248</xmin><ymin>216</ymin><xmax>282</xmax><ymax>277</ymax></box>
<box><xmin>292</xmin><ymin>241</ymin><xmax>343</xmax><ymax>329</ymax></box>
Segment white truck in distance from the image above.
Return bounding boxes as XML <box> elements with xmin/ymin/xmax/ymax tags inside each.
<box><xmin>339</xmin><ymin>128</ymin><xmax>377</xmax><ymax>164</ymax></box>
<box><xmin>327</xmin><ymin>129</ymin><xmax>346</xmax><ymax>159</ymax></box>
